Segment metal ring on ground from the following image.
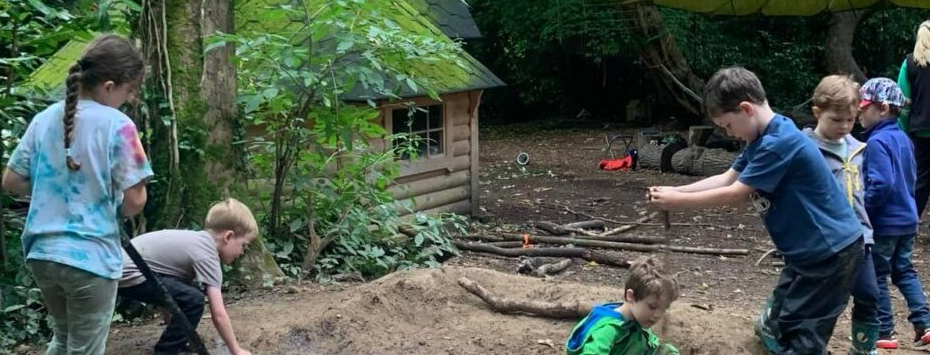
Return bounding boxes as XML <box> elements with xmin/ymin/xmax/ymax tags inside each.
<box><xmin>516</xmin><ymin>152</ymin><xmax>530</xmax><ymax>166</ymax></box>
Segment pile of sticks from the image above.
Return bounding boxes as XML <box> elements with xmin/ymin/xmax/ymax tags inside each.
<box><xmin>456</xmin><ymin>211</ymin><xmax>750</xmax><ymax>274</ymax></box>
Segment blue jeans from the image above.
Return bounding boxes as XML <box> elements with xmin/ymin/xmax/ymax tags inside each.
<box><xmin>851</xmin><ymin>246</ymin><xmax>880</xmax><ymax>326</ymax></box>
<box><xmin>874</xmin><ymin>233</ymin><xmax>930</xmax><ymax>335</ymax></box>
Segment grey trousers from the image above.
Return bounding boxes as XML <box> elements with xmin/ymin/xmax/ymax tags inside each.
<box><xmin>28</xmin><ymin>260</ymin><xmax>117</xmax><ymax>355</ymax></box>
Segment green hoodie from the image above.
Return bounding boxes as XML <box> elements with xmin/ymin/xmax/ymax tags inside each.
<box><xmin>566</xmin><ymin>302</ymin><xmax>679</xmax><ymax>355</ymax></box>
<box><xmin>898</xmin><ymin>59</ymin><xmax>930</xmax><ymax>137</ymax></box>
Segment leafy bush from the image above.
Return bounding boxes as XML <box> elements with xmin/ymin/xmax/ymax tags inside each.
<box><xmin>212</xmin><ymin>0</ymin><xmax>469</xmax><ymax>279</ymax></box>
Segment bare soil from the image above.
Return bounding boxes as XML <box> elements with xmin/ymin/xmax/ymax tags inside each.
<box><xmin>85</xmin><ymin>125</ymin><xmax>930</xmax><ymax>354</ymax></box>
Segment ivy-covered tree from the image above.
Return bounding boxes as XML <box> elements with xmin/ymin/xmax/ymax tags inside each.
<box><xmin>138</xmin><ymin>0</ymin><xmax>285</xmax><ymax>285</ymax></box>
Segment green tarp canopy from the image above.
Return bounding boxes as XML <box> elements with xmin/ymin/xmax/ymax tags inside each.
<box><xmin>624</xmin><ymin>0</ymin><xmax>930</xmax><ymax>16</ymax></box>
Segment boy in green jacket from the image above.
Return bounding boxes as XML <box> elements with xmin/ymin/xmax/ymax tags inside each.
<box><xmin>566</xmin><ymin>257</ymin><xmax>680</xmax><ymax>355</ymax></box>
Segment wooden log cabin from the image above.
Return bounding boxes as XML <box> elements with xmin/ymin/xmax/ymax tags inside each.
<box><xmin>316</xmin><ymin>0</ymin><xmax>504</xmax><ymax>217</ymax></box>
<box><xmin>21</xmin><ymin>0</ymin><xmax>503</xmax><ymax>218</ymax></box>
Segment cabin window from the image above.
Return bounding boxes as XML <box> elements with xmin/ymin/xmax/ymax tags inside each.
<box><xmin>392</xmin><ymin>104</ymin><xmax>444</xmax><ymax>160</ymax></box>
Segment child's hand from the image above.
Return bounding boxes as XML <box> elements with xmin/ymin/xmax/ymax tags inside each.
<box><xmin>233</xmin><ymin>349</ymin><xmax>253</xmax><ymax>355</ymax></box>
<box><xmin>647</xmin><ymin>187</ymin><xmax>682</xmax><ymax>210</ymax></box>
<box><xmin>645</xmin><ymin>186</ymin><xmax>676</xmax><ymax>199</ymax></box>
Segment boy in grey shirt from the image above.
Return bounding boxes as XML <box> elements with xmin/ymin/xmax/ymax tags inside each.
<box><xmin>119</xmin><ymin>198</ymin><xmax>257</xmax><ymax>355</ymax></box>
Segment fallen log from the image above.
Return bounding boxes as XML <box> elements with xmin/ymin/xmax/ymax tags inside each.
<box><xmin>532</xmin><ymin>259</ymin><xmax>573</xmax><ymax>277</ymax></box>
<box><xmin>564</xmin><ymin>220</ymin><xmax>606</xmax><ymax>231</ymax></box>
<box><xmin>459</xmin><ymin>234</ymin><xmax>504</xmax><ymax>242</ymax></box>
<box><xmin>533</xmin><ymin>221</ymin><xmax>602</xmax><ymax>237</ymax></box>
<box><xmin>495</xmin><ymin>234</ymin><xmax>749</xmax><ymax>256</ymax></box>
<box><xmin>534</xmin><ymin>221</ymin><xmax>570</xmax><ymax>236</ymax></box>
<box><xmin>670</xmin><ymin>146</ymin><xmax>738</xmax><ymax>176</ymax></box>
<box><xmin>503</xmin><ymin>232</ymin><xmax>663</xmax><ymax>245</ymax></box>
<box><xmin>487</xmin><ymin>241</ymin><xmax>526</xmax><ymax>248</ymax></box>
<box><xmin>517</xmin><ymin>257</ymin><xmax>573</xmax><ymax>277</ymax></box>
<box><xmin>453</xmin><ymin>241</ymin><xmax>631</xmax><ymax>268</ymax></box>
<box><xmin>599</xmin><ymin>212</ymin><xmax>659</xmax><ymax>236</ymax></box>
<box><xmin>537</xmin><ymin>202</ymin><xmax>655</xmax><ymax>234</ymax></box>
<box><xmin>457</xmin><ymin>277</ymin><xmax>591</xmax><ymax>318</ymax></box>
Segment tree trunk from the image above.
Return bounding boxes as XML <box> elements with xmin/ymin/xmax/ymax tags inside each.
<box><xmin>146</xmin><ymin>0</ymin><xmax>283</xmax><ymax>285</ymax></box>
<box><xmin>631</xmin><ymin>3</ymin><xmax>705</xmax><ymax>118</ymax></box>
<box><xmin>201</xmin><ymin>0</ymin><xmax>242</xmax><ymax>195</ymax></box>
<box><xmin>670</xmin><ymin>147</ymin><xmax>738</xmax><ymax>176</ymax></box>
<box><xmin>826</xmin><ymin>11</ymin><xmax>868</xmax><ymax>82</ymax></box>
<box><xmin>637</xmin><ymin>142</ymin><xmax>663</xmax><ymax>170</ymax></box>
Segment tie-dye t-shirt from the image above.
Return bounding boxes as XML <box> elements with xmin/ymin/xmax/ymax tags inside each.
<box><xmin>8</xmin><ymin>100</ymin><xmax>154</xmax><ymax>279</ymax></box>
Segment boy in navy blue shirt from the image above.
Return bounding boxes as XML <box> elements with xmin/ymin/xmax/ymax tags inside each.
<box><xmin>649</xmin><ymin>67</ymin><xmax>863</xmax><ymax>355</ymax></box>
<box><xmin>858</xmin><ymin>77</ymin><xmax>930</xmax><ymax>349</ymax></box>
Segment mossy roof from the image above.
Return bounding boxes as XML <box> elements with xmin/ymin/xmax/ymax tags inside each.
<box><xmin>23</xmin><ymin>0</ymin><xmax>503</xmax><ymax>102</ymax></box>
<box><xmin>237</xmin><ymin>0</ymin><xmax>503</xmax><ymax>101</ymax></box>
<box><xmin>408</xmin><ymin>0</ymin><xmax>482</xmax><ymax>39</ymax></box>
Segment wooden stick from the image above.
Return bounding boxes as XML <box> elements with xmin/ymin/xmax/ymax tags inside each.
<box><xmin>755</xmin><ymin>248</ymin><xmax>778</xmax><ymax>266</ymax></box>
<box><xmin>531</xmin><ymin>259</ymin><xmax>573</xmax><ymax>277</ymax></box>
<box><xmin>487</xmin><ymin>241</ymin><xmax>526</xmax><ymax>248</ymax></box>
<box><xmin>539</xmin><ymin>201</ymin><xmax>625</xmax><ymax>224</ymax></box>
<box><xmin>564</xmin><ymin>220</ymin><xmax>606</xmax><ymax>231</ymax></box>
<box><xmin>457</xmin><ymin>277</ymin><xmax>592</xmax><ymax>318</ymax></box>
<box><xmin>459</xmin><ymin>234</ymin><xmax>504</xmax><ymax>242</ymax></box>
<box><xmin>493</xmin><ymin>234</ymin><xmax>749</xmax><ymax>256</ymax></box>
<box><xmin>540</xmin><ymin>203</ymin><xmax>742</xmax><ymax>229</ymax></box>
<box><xmin>503</xmin><ymin>232</ymin><xmax>663</xmax><ymax>245</ymax></box>
<box><xmin>534</xmin><ymin>221</ymin><xmax>602</xmax><ymax>237</ymax></box>
<box><xmin>534</xmin><ymin>221</ymin><xmax>571</xmax><ymax>236</ymax></box>
<box><xmin>599</xmin><ymin>212</ymin><xmax>659</xmax><ymax>236</ymax></box>
<box><xmin>453</xmin><ymin>241</ymin><xmax>631</xmax><ymax>267</ymax></box>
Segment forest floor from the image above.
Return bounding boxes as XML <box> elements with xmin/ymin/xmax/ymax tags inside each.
<box><xmin>85</xmin><ymin>124</ymin><xmax>930</xmax><ymax>354</ymax></box>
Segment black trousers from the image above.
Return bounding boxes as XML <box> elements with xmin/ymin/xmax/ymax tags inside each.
<box><xmin>765</xmin><ymin>238</ymin><xmax>863</xmax><ymax>355</ymax></box>
<box><xmin>118</xmin><ymin>275</ymin><xmax>205</xmax><ymax>354</ymax></box>
<box><xmin>911</xmin><ymin>135</ymin><xmax>930</xmax><ymax>223</ymax></box>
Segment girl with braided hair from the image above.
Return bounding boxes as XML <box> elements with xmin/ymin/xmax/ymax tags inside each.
<box><xmin>1</xmin><ymin>33</ymin><xmax>153</xmax><ymax>355</ymax></box>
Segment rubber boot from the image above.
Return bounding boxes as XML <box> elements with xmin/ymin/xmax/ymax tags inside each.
<box><xmin>755</xmin><ymin>297</ymin><xmax>784</xmax><ymax>355</ymax></box>
<box><xmin>849</xmin><ymin>321</ymin><xmax>880</xmax><ymax>355</ymax></box>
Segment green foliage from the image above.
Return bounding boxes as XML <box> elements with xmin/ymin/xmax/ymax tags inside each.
<box><xmin>470</xmin><ymin>0</ymin><xmax>644</xmax><ymax>114</ymax></box>
<box><xmin>0</xmin><ymin>280</ymin><xmax>48</xmax><ymax>353</ymax></box>
<box><xmin>210</xmin><ymin>0</ymin><xmax>467</xmax><ymax>279</ymax></box>
<box><xmin>664</xmin><ymin>9</ymin><xmax>826</xmax><ymax>110</ymax></box>
<box><xmin>471</xmin><ymin>2</ymin><xmax>930</xmax><ymax>122</ymax></box>
<box><xmin>854</xmin><ymin>7</ymin><xmax>930</xmax><ymax>78</ymax></box>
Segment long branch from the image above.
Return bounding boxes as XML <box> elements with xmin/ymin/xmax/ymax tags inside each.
<box><xmin>453</xmin><ymin>241</ymin><xmax>631</xmax><ymax>267</ymax></box>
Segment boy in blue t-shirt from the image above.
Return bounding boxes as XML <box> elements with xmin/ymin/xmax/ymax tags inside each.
<box><xmin>858</xmin><ymin>77</ymin><xmax>930</xmax><ymax>349</ymax></box>
<box><xmin>649</xmin><ymin>67</ymin><xmax>863</xmax><ymax>355</ymax></box>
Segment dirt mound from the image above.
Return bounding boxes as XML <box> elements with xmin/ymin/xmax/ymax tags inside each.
<box><xmin>104</xmin><ymin>266</ymin><xmax>766</xmax><ymax>355</ymax></box>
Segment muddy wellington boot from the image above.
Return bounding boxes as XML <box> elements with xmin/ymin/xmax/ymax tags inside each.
<box><xmin>754</xmin><ymin>297</ymin><xmax>784</xmax><ymax>355</ymax></box>
<box><xmin>849</xmin><ymin>321</ymin><xmax>879</xmax><ymax>355</ymax></box>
